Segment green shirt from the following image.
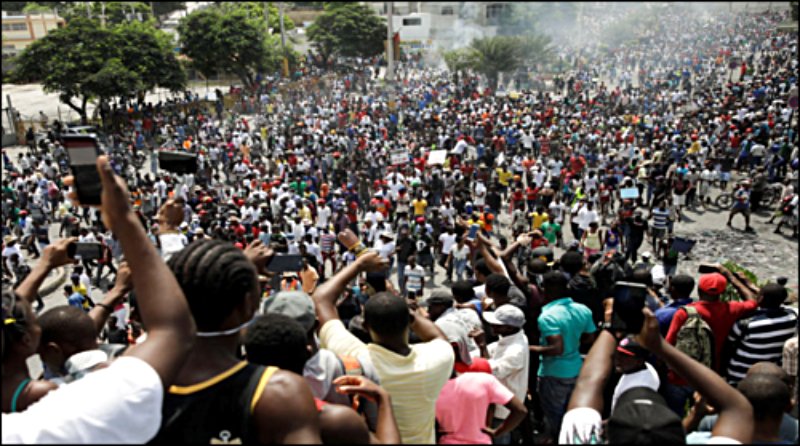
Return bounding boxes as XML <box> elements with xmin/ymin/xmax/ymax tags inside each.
<box><xmin>538</xmin><ymin>297</ymin><xmax>596</xmax><ymax>379</ymax></box>
<box><xmin>540</xmin><ymin>221</ymin><xmax>561</xmax><ymax>244</ymax></box>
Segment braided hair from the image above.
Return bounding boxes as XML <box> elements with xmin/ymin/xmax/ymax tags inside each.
<box><xmin>167</xmin><ymin>239</ymin><xmax>257</xmax><ymax>331</ymax></box>
<box><xmin>2</xmin><ymin>286</ymin><xmax>27</xmax><ymax>362</ymax></box>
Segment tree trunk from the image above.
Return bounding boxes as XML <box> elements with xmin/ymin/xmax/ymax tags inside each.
<box><xmin>63</xmin><ymin>96</ymin><xmax>89</xmax><ymax>124</ymax></box>
<box><xmin>81</xmin><ymin>96</ymin><xmax>88</xmax><ymax>125</ymax></box>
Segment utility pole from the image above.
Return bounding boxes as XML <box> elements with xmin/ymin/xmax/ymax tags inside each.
<box><xmin>279</xmin><ymin>2</ymin><xmax>289</xmax><ymax>77</ymax></box>
<box><xmin>85</xmin><ymin>2</ymin><xmax>91</xmax><ymax>19</ymax></box>
<box><xmin>386</xmin><ymin>1</ymin><xmax>394</xmax><ymax>83</ymax></box>
<box><xmin>100</xmin><ymin>2</ymin><xmax>106</xmax><ymax>28</ymax></box>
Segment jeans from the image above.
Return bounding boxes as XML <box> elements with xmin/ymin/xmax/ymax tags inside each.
<box><xmin>538</xmin><ymin>376</ymin><xmax>577</xmax><ymax>440</ymax></box>
<box><xmin>663</xmin><ymin>382</ymin><xmax>694</xmax><ymax>417</ymax></box>
<box><xmin>454</xmin><ymin>258</ymin><xmax>467</xmax><ymax>281</ymax></box>
<box><xmin>491</xmin><ymin>417</ymin><xmax>511</xmax><ymax>445</ymax></box>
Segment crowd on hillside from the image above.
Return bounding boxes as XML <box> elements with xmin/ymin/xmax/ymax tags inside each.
<box><xmin>2</xmin><ymin>5</ymin><xmax>799</xmax><ymax>445</ymax></box>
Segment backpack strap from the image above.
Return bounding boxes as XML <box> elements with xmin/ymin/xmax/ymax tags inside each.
<box><xmin>338</xmin><ymin>355</ymin><xmax>364</xmax><ymax>377</ymax></box>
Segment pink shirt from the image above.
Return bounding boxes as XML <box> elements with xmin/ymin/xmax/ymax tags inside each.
<box><xmin>435</xmin><ymin>373</ymin><xmax>514</xmax><ymax>444</ymax></box>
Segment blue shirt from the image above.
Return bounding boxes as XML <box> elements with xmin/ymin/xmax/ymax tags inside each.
<box><xmin>67</xmin><ymin>292</ymin><xmax>86</xmax><ymax>311</ymax></box>
<box><xmin>537</xmin><ymin>297</ymin><xmax>596</xmax><ymax>379</ymax></box>
<box><xmin>654</xmin><ymin>298</ymin><xmax>693</xmax><ymax>336</ymax></box>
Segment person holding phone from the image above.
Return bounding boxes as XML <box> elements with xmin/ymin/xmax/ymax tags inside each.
<box><xmin>560</xmin><ymin>309</ymin><xmax>753</xmax><ymax>444</ymax></box>
<box><xmin>3</xmin><ymin>156</ymin><xmax>196</xmax><ymax>443</ymax></box>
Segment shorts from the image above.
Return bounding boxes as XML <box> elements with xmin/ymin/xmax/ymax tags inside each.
<box><xmin>672</xmin><ymin>193</ymin><xmax>686</xmax><ymax>206</ymax></box>
<box><xmin>652</xmin><ymin>227</ymin><xmax>666</xmax><ymax>239</ymax></box>
<box><xmin>719</xmin><ymin>171</ymin><xmax>731</xmax><ymax>182</ymax></box>
<box><xmin>730</xmin><ymin>206</ymin><xmax>750</xmax><ymax>216</ymax></box>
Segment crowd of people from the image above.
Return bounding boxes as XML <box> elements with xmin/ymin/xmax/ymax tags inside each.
<box><xmin>2</xmin><ymin>4</ymin><xmax>799</xmax><ymax>445</ymax></box>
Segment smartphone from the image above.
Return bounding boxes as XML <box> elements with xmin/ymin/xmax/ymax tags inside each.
<box><xmin>366</xmin><ymin>272</ymin><xmax>387</xmax><ymax>293</ymax></box>
<box><xmin>68</xmin><ymin>242</ymin><xmax>104</xmax><ymax>260</ymax></box>
<box><xmin>63</xmin><ymin>135</ymin><xmax>103</xmax><ymax>205</ymax></box>
<box><xmin>158</xmin><ymin>150</ymin><xmax>198</xmax><ymax>174</ymax></box>
<box><xmin>467</xmin><ymin>224</ymin><xmax>480</xmax><ymax>241</ymax></box>
<box><xmin>610</xmin><ymin>281</ymin><xmax>649</xmax><ymax>334</ymax></box>
<box><xmin>266</xmin><ymin>254</ymin><xmax>304</xmax><ymax>273</ymax></box>
<box><xmin>698</xmin><ymin>263</ymin><xmax>719</xmax><ymax>274</ymax></box>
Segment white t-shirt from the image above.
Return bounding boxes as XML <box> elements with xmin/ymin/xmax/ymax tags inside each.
<box><xmin>158</xmin><ymin>232</ymin><xmax>188</xmax><ymax>262</ymax></box>
<box><xmin>438</xmin><ymin>233</ymin><xmax>457</xmax><ymax>255</ymax></box>
<box><xmin>2</xmin><ymin>357</ymin><xmax>163</xmax><ymax>444</ymax></box>
<box><xmin>611</xmin><ymin>362</ymin><xmax>660</xmax><ymax>412</ymax></box>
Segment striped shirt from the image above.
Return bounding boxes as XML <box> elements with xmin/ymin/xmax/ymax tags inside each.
<box><xmin>726</xmin><ymin>307</ymin><xmax>798</xmax><ymax>383</ymax></box>
<box><xmin>320</xmin><ymin>233</ymin><xmax>337</xmax><ymax>253</ymax></box>
<box><xmin>651</xmin><ymin>208</ymin><xmax>671</xmax><ymax>230</ymax></box>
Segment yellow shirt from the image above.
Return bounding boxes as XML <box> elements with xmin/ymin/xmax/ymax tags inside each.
<box><xmin>531</xmin><ymin>212</ymin><xmax>549</xmax><ymax>229</ymax></box>
<box><xmin>412</xmin><ymin>199</ymin><xmax>428</xmax><ymax>216</ymax></box>
<box><xmin>72</xmin><ymin>283</ymin><xmax>88</xmax><ymax>297</ymax></box>
<box><xmin>688</xmin><ymin>141</ymin><xmax>701</xmax><ymax>154</ymax></box>
<box><xmin>497</xmin><ymin>169</ymin><xmax>513</xmax><ymax>187</ymax></box>
<box><xmin>320</xmin><ymin>320</ymin><xmax>454</xmax><ymax>444</ymax></box>
<box><xmin>299</xmin><ymin>207</ymin><xmax>312</xmax><ymax>222</ymax></box>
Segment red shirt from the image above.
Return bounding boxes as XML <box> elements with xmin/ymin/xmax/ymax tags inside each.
<box><xmin>665</xmin><ymin>299</ymin><xmax>757</xmax><ymax>384</ymax></box>
<box><xmin>454</xmin><ymin>357</ymin><xmax>493</xmax><ymax>375</ymax></box>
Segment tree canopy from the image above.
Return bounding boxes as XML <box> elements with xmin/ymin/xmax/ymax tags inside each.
<box><xmin>178</xmin><ymin>7</ymin><xmax>285</xmax><ymax>88</ymax></box>
<box><xmin>307</xmin><ymin>2</ymin><xmax>386</xmax><ymax>61</ymax></box>
<box><xmin>12</xmin><ymin>16</ymin><xmax>186</xmax><ymax>123</ymax></box>
<box><xmin>443</xmin><ymin>33</ymin><xmax>554</xmax><ymax>91</ymax></box>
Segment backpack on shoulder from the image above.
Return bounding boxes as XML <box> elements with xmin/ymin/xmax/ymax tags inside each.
<box><xmin>675</xmin><ymin>306</ymin><xmax>715</xmax><ymax>370</ymax></box>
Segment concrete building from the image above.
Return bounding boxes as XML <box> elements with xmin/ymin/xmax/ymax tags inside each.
<box><xmin>2</xmin><ymin>10</ymin><xmax>66</xmax><ymax>73</ymax></box>
<box><xmin>364</xmin><ymin>2</ymin><xmax>512</xmax><ymax>52</ymax></box>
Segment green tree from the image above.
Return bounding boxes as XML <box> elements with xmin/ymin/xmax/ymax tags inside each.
<box><xmin>517</xmin><ymin>34</ymin><xmax>554</xmax><ymax>68</ymax></box>
<box><xmin>21</xmin><ymin>2</ymin><xmax>53</xmax><ymax>13</ymax></box>
<box><xmin>12</xmin><ymin>16</ymin><xmax>186</xmax><ymax>123</ymax></box>
<box><xmin>307</xmin><ymin>2</ymin><xmax>385</xmax><ymax>61</ymax></box>
<box><xmin>151</xmin><ymin>1</ymin><xmax>186</xmax><ymax>21</ymax></box>
<box><xmin>212</xmin><ymin>1</ymin><xmax>295</xmax><ymax>31</ymax></box>
<box><xmin>178</xmin><ymin>7</ymin><xmax>280</xmax><ymax>88</ymax></box>
<box><xmin>467</xmin><ymin>36</ymin><xmax>524</xmax><ymax>91</ymax></box>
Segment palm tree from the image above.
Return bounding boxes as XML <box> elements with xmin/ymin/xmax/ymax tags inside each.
<box><xmin>468</xmin><ymin>36</ymin><xmax>523</xmax><ymax>91</ymax></box>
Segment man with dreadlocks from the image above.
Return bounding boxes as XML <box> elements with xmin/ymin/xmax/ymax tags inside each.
<box><xmin>148</xmin><ymin>238</ymin><xmax>321</xmax><ymax>444</ymax></box>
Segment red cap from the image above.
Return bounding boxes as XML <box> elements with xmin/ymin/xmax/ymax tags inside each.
<box><xmin>234</xmin><ymin>242</ymin><xmax>244</xmax><ymax>249</ymax></box>
<box><xmin>698</xmin><ymin>273</ymin><xmax>727</xmax><ymax>296</ymax></box>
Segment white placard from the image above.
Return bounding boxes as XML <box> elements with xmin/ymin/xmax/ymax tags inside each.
<box><xmin>428</xmin><ymin>150</ymin><xmax>448</xmax><ymax>165</ymax></box>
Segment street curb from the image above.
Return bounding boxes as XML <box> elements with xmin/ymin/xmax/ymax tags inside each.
<box><xmin>38</xmin><ymin>266</ymin><xmax>67</xmax><ymax>297</ymax></box>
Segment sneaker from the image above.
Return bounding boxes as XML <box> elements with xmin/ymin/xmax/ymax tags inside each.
<box><xmin>745</xmin><ymin>226</ymin><xmax>755</xmax><ymax>233</ymax></box>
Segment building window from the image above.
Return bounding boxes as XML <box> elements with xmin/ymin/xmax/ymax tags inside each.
<box><xmin>486</xmin><ymin>4</ymin><xmax>506</xmax><ymax>19</ymax></box>
<box><xmin>402</xmin><ymin>17</ymin><xmax>421</xmax><ymax>26</ymax></box>
<box><xmin>441</xmin><ymin>6</ymin><xmax>454</xmax><ymax>15</ymax></box>
<box><xmin>2</xmin><ymin>23</ymin><xmax>28</xmax><ymax>31</ymax></box>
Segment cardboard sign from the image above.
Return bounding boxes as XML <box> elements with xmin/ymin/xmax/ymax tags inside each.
<box><xmin>428</xmin><ymin>149</ymin><xmax>448</xmax><ymax>165</ymax></box>
<box><xmin>620</xmin><ymin>187</ymin><xmax>640</xmax><ymax>199</ymax></box>
<box><xmin>390</xmin><ymin>150</ymin><xmax>409</xmax><ymax>165</ymax></box>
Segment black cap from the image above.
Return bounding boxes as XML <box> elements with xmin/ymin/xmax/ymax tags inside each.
<box><xmin>421</xmin><ymin>291</ymin><xmax>454</xmax><ymax>308</ymax></box>
<box><xmin>616</xmin><ymin>335</ymin><xmax>649</xmax><ymax>359</ymax></box>
<box><xmin>607</xmin><ymin>387</ymin><xmax>684</xmax><ymax>444</ymax></box>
